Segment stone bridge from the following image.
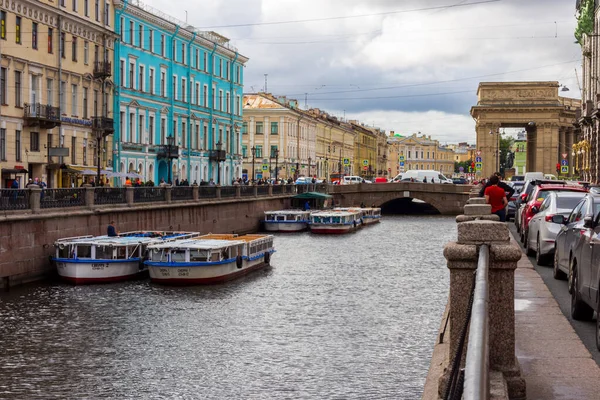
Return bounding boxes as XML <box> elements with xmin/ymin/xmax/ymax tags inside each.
<box><xmin>328</xmin><ymin>182</ymin><xmax>473</xmax><ymax>215</ymax></box>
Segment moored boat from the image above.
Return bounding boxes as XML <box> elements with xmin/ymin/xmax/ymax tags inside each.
<box><xmin>309</xmin><ymin>210</ymin><xmax>362</xmax><ymax>234</ymax></box>
<box><xmin>263</xmin><ymin>210</ymin><xmax>311</xmax><ymax>232</ymax></box>
<box><xmin>145</xmin><ymin>233</ymin><xmax>275</xmax><ymax>285</ymax></box>
<box><xmin>333</xmin><ymin>207</ymin><xmax>382</xmax><ymax>225</ymax></box>
<box><xmin>52</xmin><ymin>231</ymin><xmax>199</xmax><ymax>284</ymax></box>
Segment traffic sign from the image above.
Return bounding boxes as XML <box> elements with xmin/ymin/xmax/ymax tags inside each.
<box><xmin>562</xmin><ymin>153</ymin><xmax>568</xmax><ymax>159</ymax></box>
<box><xmin>290</xmin><ymin>167</ymin><xmax>296</xmax><ymax>172</ymax></box>
<box><xmin>399</xmin><ymin>155</ymin><xmax>405</xmax><ymax>162</ymax></box>
<box><xmin>262</xmin><ymin>164</ymin><xmax>268</xmax><ymax>171</ymax></box>
<box><xmin>362</xmin><ymin>159</ymin><xmax>369</xmax><ymax>166</ymax></box>
<box><xmin>343</xmin><ymin>158</ymin><xmax>350</xmax><ymax>166</ymax></box>
<box><xmin>400</xmin><ymin>162</ymin><xmax>405</xmax><ymax>167</ymax></box>
<box><xmin>388</xmin><ymin>168</ymin><xmax>392</xmax><ymax>172</ymax></box>
<box><xmin>475</xmin><ymin>162</ymin><xmax>483</xmax><ymax>170</ymax></box>
<box><xmin>561</xmin><ymin>159</ymin><xmax>568</xmax><ymax>166</ymax></box>
<box><xmin>475</xmin><ymin>156</ymin><xmax>482</xmax><ymax>163</ymax></box>
<box><xmin>363</xmin><ymin>166</ymin><xmax>368</xmax><ymax>171</ymax></box>
<box><xmin>561</xmin><ymin>166</ymin><xmax>569</xmax><ymax>174</ymax></box>
<box><xmin>476</xmin><ymin>150</ymin><xmax>482</xmax><ymax>156</ymax></box>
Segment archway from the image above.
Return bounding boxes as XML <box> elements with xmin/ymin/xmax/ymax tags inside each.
<box><xmin>471</xmin><ymin>82</ymin><xmax>580</xmax><ymax>179</ymax></box>
<box><xmin>379</xmin><ymin>197</ymin><xmax>441</xmax><ymax>215</ymax></box>
<box><xmin>157</xmin><ymin>160</ymin><xmax>168</xmax><ymax>183</ymax></box>
<box><xmin>194</xmin><ymin>165</ymin><xmax>199</xmax><ymax>184</ymax></box>
<box><xmin>181</xmin><ymin>165</ymin><xmax>187</xmax><ymax>182</ymax></box>
<box><xmin>148</xmin><ymin>163</ymin><xmax>154</xmax><ymax>183</ymax></box>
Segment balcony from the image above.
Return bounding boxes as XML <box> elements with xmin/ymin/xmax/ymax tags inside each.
<box><xmin>157</xmin><ymin>145</ymin><xmax>179</xmax><ymax>160</ymax></box>
<box><xmin>92</xmin><ymin>116</ymin><xmax>115</xmax><ymax>137</ymax></box>
<box><xmin>209</xmin><ymin>149</ymin><xmax>227</xmax><ymax>162</ymax></box>
<box><xmin>24</xmin><ymin>103</ymin><xmax>61</xmax><ymax>129</ymax></box>
<box><xmin>93</xmin><ymin>61</ymin><xmax>112</xmax><ymax>79</ymax></box>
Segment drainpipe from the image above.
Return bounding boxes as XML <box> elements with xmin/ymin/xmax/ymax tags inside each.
<box><xmin>169</xmin><ymin>25</ymin><xmax>180</xmax><ymax>182</ymax></box>
<box><xmin>185</xmin><ymin>31</ymin><xmax>196</xmax><ymax>182</ymax></box>
<box><xmin>57</xmin><ymin>16</ymin><xmax>63</xmax><ymax>186</ymax></box>
<box><xmin>113</xmin><ymin>1</ymin><xmax>127</xmax><ymax>180</ymax></box>
<box><xmin>229</xmin><ymin>52</ymin><xmax>239</xmax><ymax>180</ymax></box>
<box><xmin>208</xmin><ymin>43</ymin><xmax>217</xmax><ymax>181</ymax></box>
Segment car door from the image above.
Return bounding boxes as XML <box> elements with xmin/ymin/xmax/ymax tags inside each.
<box><xmin>558</xmin><ymin>199</ymin><xmax>584</xmax><ymax>270</ymax></box>
<box><xmin>570</xmin><ymin>198</ymin><xmax>589</xmax><ymax>285</ymax></box>
<box><xmin>588</xmin><ymin>208</ymin><xmax>600</xmax><ymax>311</ymax></box>
<box><xmin>529</xmin><ymin>197</ymin><xmax>550</xmax><ymax>250</ymax></box>
<box><xmin>577</xmin><ymin>200</ymin><xmax>596</xmax><ymax>302</ymax></box>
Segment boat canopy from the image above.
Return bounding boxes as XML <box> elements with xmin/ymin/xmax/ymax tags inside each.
<box><xmin>291</xmin><ymin>191</ymin><xmax>332</xmax><ymax>210</ymax></box>
<box><xmin>292</xmin><ymin>192</ymin><xmax>332</xmax><ymax>199</ymax></box>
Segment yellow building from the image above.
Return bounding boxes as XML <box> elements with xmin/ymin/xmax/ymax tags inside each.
<box><xmin>350</xmin><ymin>121</ymin><xmax>378</xmax><ymax>178</ymax></box>
<box><xmin>242</xmin><ymin>93</ymin><xmax>316</xmax><ymax>180</ymax></box>
<box><xmin>0</xmin><ymin>0</ymin><xmax>116</xmax><ymax>188</ymax></box>
<box><xmin>309</xmin><ymin>109</ymin><xmax>355</xmax><ymax>181</ymax></box>
<box><xmin>388</xmin><ymin>133</ymin><xmax>454</xmax><ymax>176</ymax></box>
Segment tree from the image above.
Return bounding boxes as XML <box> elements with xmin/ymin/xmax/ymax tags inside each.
<box><xmin>499</xmin><ymin>136</ymin><xmax>514</xmax><ymax>175</ymax></box>
<box><xmin>455</xmin><ymin>159</ymin><xmax>473</xmax><ymax>173</ymax></box>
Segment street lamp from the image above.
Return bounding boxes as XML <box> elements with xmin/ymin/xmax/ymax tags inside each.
<box><xmin>214</xmin><ymin>140</ymin><xmax>224</xmax><ymax>185</ymax></box>
<box><xmin>308</xmin><ymin>156</ymin><xmax>312</xmax><ymax>178</ymax></box>
<box><xmin>274</xmin><ymin>148</ymin><xmax>279</xmax><ymax>182</ymax></box>
<box><xmin>251</xmin><ymin>146</ymin><xmax>256</xmax><ymax>183</ymax></box>
<box><xmin>164</xmin><ymin>135</ymin><xmax>179</xmax><ymax>184</ymax></box>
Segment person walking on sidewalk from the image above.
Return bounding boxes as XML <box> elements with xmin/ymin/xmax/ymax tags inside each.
<box><xmin>479</xmin><ymin>171</ymin><xmax>514</xmax><ymax>199</ymax></box>
<box><xmin>484</xmin><ymin>175</ymin><xmax>508</xmax><ymax>222</ymax></box>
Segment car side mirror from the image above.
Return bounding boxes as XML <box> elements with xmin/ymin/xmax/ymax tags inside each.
<box><xmin>584</xmin><ymin>215</ymin><xmax>594</xmax><ymax>228</ymax></box>
<box><xmin>551</xmin><ymin>215</ymin><xmax>566</xmax><ymax>224</ymax></box>
<box><xmin>531</xmin><ymin>206</ymin><xmax>539</xmax><ymax>214</ymax></box>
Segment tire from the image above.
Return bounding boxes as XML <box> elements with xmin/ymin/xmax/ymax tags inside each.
<box><xmin>536</xmin><ymin>235</ymin><xmax>549</xmax><ymax>266</ymax></box>
<box><xmin>571</xmin><ymin>266</ymin><xmax>594</xmax><ymax>321</ymax></box>
<box><xmin>516</xmin><ymin>217</ymin><xmax>521</xmax><ymax>233</ymax></box>
<box><xmin>525</xmin><ymin>230</ymin><xmax>535</xmax><ymax>257</ymax></box>
<box><xmin>553</xmin><ymin>247</ymin><xmax>566</xmax><ymax>280</ymax></box>
<box><xmin>568</xmin><ymin>256</ymin><xmax>574</xmax><ymax>294</ymax></box>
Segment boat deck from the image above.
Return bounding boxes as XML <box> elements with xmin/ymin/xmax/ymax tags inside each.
<box><xmin>198</xmin><ymin>234</ymin><xmax>271</xmax><ymax>242</ymax></box>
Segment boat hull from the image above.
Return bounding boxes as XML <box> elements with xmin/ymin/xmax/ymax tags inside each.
<box><xmin>147</xmin><ymin>255</ymin><xmax>271</xmax><ymax>285</ymax></box>
<box><xmin>263</xmin><ymin>221</ymin><xmax>308</xmax><ymax>232</ymax></box>
<box><xmin>53</xmin><ymin>259</ymin><xmax>145</xmax><ymax>284</ymax></box>
<box><xmin>362</xmin><ymin>216</ymin><xmax>381</xmax><ymax>225</ymax></box>
<box><xmin>309</xmin><ymin>224</ymin><xmax>359</xmax><ymax>234</ymax></box>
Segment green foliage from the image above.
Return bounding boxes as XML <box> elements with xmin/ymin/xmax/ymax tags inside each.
<box><xmin>454</xmin><ymin>159</ymin><xmax>473</xmax><ymax>173</ymax></box>
<box><xmin>575</xmin><ymin>0</ymin><xmax>595</xmax><ymax>45</ymax></box>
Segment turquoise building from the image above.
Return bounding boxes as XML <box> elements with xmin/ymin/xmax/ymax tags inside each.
<box><xmin>113</xmin><ymin>0</ymin><xmax>248</xmax><ymax>184</ymax></box>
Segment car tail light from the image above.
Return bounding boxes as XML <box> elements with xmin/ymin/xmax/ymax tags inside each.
<box><xmin>510</xmin><ymin>196</ymin><xmax>516</xmax><ymax>201</ymax></box>
<box><xmin>545</xmin><ymin>214</ymin><xmax>555</xmax><ymax>222</ymax></box>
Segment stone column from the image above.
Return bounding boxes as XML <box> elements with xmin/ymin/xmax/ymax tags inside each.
<box><xmin>443</xmin><ymin>218</ymin><xmax>525</xmax><ymax>399</ymax></box>
<box><xmin>476</xmin><ymin>123</ymin><xmax>495</xmax><ymax>179</ymax></box>
<box><xmin>216</xmin><ymin>185</ymin><xmax>222</xmax><ymax>199</ymax></box>
<box><xmin>253</xmin><ymin>186</ymin><xmax>258</xmax><ymax>197</ymax></box>
<box><xmin>268</xmin><ymin>184</ymin><xmax>273</xmax><ymax>196</ymax></box>
<box><xmin>559</xmin><ymin>127</ymin><xmax>566</xmax><ymax>166</ymax></box>
<box><xmin>192</xmin><ymin>184</ymin><xmax>199</xmax><ymax>201</ymax></box>
<box><xmin>235</xmin><ymin>185</ymin><xmax>241</xmax><ymax>198</ymax></box>
<box><xmin>566</xmin><ymin>127</ymin><xmax>574</xmax><ymax>175</ymax></box>
<box><xmin>29</xmin><ymin>185</ymin><xmax>41</xmax><ymax>213</ymax></box>
<box><xmin>84</xmin><ymin>185</ymin><xmax>95</xmax><ymax>209</ymax></box>
<box><xmin>165</xmin><ymin>185</ymin><xmax>172</xmax><ymax>204</ymax></box>
<box><xmin>126</xmin><ymin>187</ymin><xmax>135</xmax><ymax>206</ymax></box>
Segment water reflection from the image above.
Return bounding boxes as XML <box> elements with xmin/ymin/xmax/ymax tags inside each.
<box><xmin>0</xmin><ymin>216</ymin><xmax>455</xmax><ymax>399</ymax></box>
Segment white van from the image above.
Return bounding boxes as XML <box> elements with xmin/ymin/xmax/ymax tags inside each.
<box><xmin>393</xmin><ymin>170</ymin><xmax>452</xmax><ymax>184</ymax></box>
<box><xmin>342</xmin><ymin>175</ymin><xmax>364</xmax><ymax>185</ymax></box>
<box><xmin>523</xmin><ymin>172</ymin><xmax>544</xmax><ymax>182</ymax></box>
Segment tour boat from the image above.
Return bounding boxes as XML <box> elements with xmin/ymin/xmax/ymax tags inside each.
<box><xmin>309</xmin><ymin>210</ymin><xmax>363</xmax><ymax>234</ymax></box>
<box><xmin>334</xmin><ymin>207</ymin><xmax>382</xmax><ymax>225</ymax></box>
<box><xmin>263</xmin><ymin>210</ymin><xmax>311</xmax><ymax>232</ymax></box>
<box><xmin>145</xmin><ymin>233</ymin><xmax>275</xmax><ymax>285</ymax></box>
<box><xmin>52</xmin><ymin>231</ymin><xmax>199</xmax><ymax>284</ymax></box>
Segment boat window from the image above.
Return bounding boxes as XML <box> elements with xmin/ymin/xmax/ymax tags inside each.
<box><xmin>58</xmin><ymin>245</ymin><xmax>70</xmax><ymax>259</ymax></box>
<box><xmin>190</xmin><ymin>249</ymin><xmax>209</xmax><ymax>262</ymax></box>
<box><xmin>95</xmin><ymin>246</ymin><xmax>114</xmax><ymax>260</ymax></box>
<box><xmin>77</xmin><ymin>245</ymin><xmax>92</xmax><ymax>258</ymax></box>
<box><xmin>277</xmin><ymin>215</ymin><xmax>286</xmax><ymax>221</ymax></box>
<box><xmin>150</xmin><ymin>249</ymin><xmax>166</xmax><ymax>262</ymax></box>
<box><xmin>332</xmin><ymin>216</ymin><xmax>341</xmax><ymax>223</ymax></box>
<box><xmin>211</xmin><ymin>251</ymin><xmax>220</xmax><ymax>262</ymax></box>
<box><xmin>117</xmin><ymin>246</ymin><xmax>127</xmax><ymax>259</ymax></box>
<box><xmin>171</xmin><ymin>250</ymin><xmax>187</xmax><ymax>262</ymax></box>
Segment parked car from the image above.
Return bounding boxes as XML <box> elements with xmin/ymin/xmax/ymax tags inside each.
<box><xmin>525</xmin><ymin>191</ymin><xmax>587</xmax><ymax>265</ymax></box>
<box><xmin>510</xmin><ymin>175</ymin><xmax>524</xmax><ymax>182</ymax></box>
<box><xmin>515</xmin><ymin>179</ymin><xmax>564</xmax><ymax>233</ymax></box>
<box><xmin>452</xmin><ymin>177</ymin><xmax>469</xmax><ymax>184</ymax></box>
<box><xmin>507</xmin><ymin>181</ymin><xmax>524</xmax><ymax>221</ymax></box>
<box><xmin>394</xmin><ymin>170</ymin><xmax>453</xmax><ymax>183</ymax></box>
<box><xmin>295</xmin><ymin>177</ymin><xmax>312</xmax><ymax>185</ymax></box>
<box><xmin>520</xmin><ymin>182</ymin><xmax>587</xmax><ymax>245</ymax></box>
<box><xmin>374</xmin><ymin>177</ymin><xmax>388</xmax><ymax>183</ymax></box>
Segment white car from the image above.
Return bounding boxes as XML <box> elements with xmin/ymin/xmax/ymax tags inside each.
<box><xmin>526</xmin><ymin>191</ymin><xmax>586</xmax><ymax>265</ymax></box>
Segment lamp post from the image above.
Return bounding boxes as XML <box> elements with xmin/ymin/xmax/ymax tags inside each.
<box><xmin>308</xmin><ymin>156</ymin><xmax>312</xmax><ymax>177</ymax></box>
<box><xmin>274</xmin><ymin>149</ymin><xmax>279</xmax><ymax>182</ymax></box>
<box><xmin>251</xmin><ymin>146</ymin><xmax>256</xmax><ymax>183</ymax></box>
<box><xmin>164</xmin><ymin>135</ymin><xmax>178</xmax><ymax>184</ymax></box>
<box><xmin>215</xmin><ymin>140</ymin><xmax>223</xmax><ymax>185</ymax></box>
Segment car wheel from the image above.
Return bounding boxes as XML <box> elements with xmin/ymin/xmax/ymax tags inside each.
<box><xmin>571</xmin><ymin>266</ymin><xmax>594</xmax><ymax>321</ymax></box>
<box><xmin>536</xmin><ymin>235</ymin><xmax>548</xmax><ymax>266</ymax></box>
<box><xmin>553</xmin><ymin>247</ymin><xmax>566</xmax><ymax>280</ymax></box>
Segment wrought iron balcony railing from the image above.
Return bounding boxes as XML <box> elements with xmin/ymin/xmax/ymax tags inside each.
<box><xmin>24</xmin><ymin>103</ymin><xmax>61</xmax><ymax>129</ymax></box>
<box><xmin>209</xmin><ymin>149</ymin><xmax>227</xmax><ymax>162</ymax></box>
<box><xmin>157</xmin><ymin>145</ymin><xmax>180</xmax><ymax>159</ymax></box>
<box><xmin>93</xmin><ymin>61</ymin><xmax>112</xmax><ymax>79</ymax></box>
<box><xmin>92</xmin><ymin>116</ymin><xmax>115</xmax><ymax>135</ymax></box>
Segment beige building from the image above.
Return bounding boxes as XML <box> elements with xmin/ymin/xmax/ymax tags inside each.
<box><xmin>242</xmin><ymin>93</ymin><xmax>316</xmax><ymax>180</ymax></box>
<box><xmin>0</xmin><ymin>0</ymin><xmax>115</xmax><ymax>188</ymax></box>
<box><xmin>387</xmin><ymin>133</ymin><xmax>455</xmax><ymax>176</ymax></box>
<box><xmin>309</xmin><ymin>109</ymin><xmax>355</xmax><ymax>181</ymax></box>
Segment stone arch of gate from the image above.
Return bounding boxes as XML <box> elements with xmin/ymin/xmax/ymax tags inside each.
<box><xmin>470</xmin><ymin>82</ymin><xmax>580</xmax><ymax>179</ymax></box>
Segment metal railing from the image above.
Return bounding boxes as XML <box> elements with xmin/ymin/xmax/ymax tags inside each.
<box><xmin>0</xmin><ymin>189</ymin><xmax>30</xmax><ymax>210</ymax></box>
<box><xmin>256</xmin><ymin>186</ymin><xmax>270</xmax><ymax>196</ymax></box>
<box><xmin>95</xmin><ymin>188</ymin><xmax>127</xmax><ymax>205</ymax></box>
<box><xmin>171</xmin><ymin>186</ymin><xmax>194</xmax><ymax>201</ymax></box>
<box><xmin>464</xmin><ymin>244</ymin><xmax>490</xmax><ymax>400</ymax></box>
<box><xmin>40</xmin><ymin>189</ymin><xmax>85</xmax><ymax>208</ymax></box>
<box><xmin>133</xmin><ymin>187</ymin><xmax>166</xmax><ymax>203</ymax></box>
<box><xmin>240</xmin><ymin>185</ymin><xmax>254</xmax><ymax>197</ymax></box>
<box><xmin>220</xmin><ymin>186</ymin><xmax>237</xmax><ymax>198</ymax></box>
<box><xmin>271</xmin><ymin>185</ymin><xmax>284</xmax><ymax>195</ymax></box>
<box><xmin>198</xmin><ymin>186</ymin><xmax>218</xmax><ymax>199</ymax></box>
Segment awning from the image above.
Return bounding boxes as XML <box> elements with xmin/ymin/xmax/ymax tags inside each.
<box><xmin>1</xmin><ymin>168</ymin><xmax>28</xmax><ymax>174</ymax></box>
<box><xmin>292</xmin><ymin>192</ymin><xmax>332</xmax><ymax>199</ymax></box>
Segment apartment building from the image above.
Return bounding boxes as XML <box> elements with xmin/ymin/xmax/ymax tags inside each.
<box><xmin>0</xmin><ymin>0</ymin><xmax>115</xmax><ymax>188</ymax></box>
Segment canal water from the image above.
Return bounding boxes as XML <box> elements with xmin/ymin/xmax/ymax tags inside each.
<box><xmin>0</xmin><ymin>216</ymin><xmax>456</xmax><ymax>400</ymax></box>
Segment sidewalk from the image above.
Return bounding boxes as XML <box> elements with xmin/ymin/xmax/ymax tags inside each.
<box><xmin>514</xmin><ymin>237</ymin><xmax>600</xmax><ymax>399</ymax></box>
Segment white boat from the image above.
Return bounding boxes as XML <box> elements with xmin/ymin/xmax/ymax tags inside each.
<box><xmin>309</xmin><ymin>210</ymin><xmax>362</xmax><ymax>234</ymax></box>
<box><xmin>263</xmin><ymin>210</ymin><xmax>311</xmax><ymax>232</ymax></box>
<box><xmin>52</xmin><ymin>231</ymin><xmax>199</xmax><ymax>284</ymax></box>
<box><xmin>334</xmin><ymin>207</ymin><xmax>382</xmax><ymax>225</ymax></box>
<box><xmin>145</xmin><ymin>233</ymin><xmax>275</xmax><ymax>285</ymax></box>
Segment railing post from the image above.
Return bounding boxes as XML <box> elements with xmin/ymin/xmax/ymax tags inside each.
<box><xmin>192</xmin><ymin>184</ymin><xmax>199</xmax><ymax>201</ymax></box>
<box><xmin>29</xmin><ymin>185</ymin><xmax>41</xmax><ymax>213</ymax></box>
<box><xmin>216</xmin><ymin>185</ymin><xmax>222</xmax><ymax>199</ymax></box>
<box><xmin>84</xmin><ymin>185</ymin><xmax>95</xmax><ymax>209</ymax></box>
<box><xmin>236</xmin><ymin>185</ymin><xmax>241</xmax><ymax>199</ymax></box>
<box><xmin>282</xmin><ymin>184</ymin><xmax>287</xmax><ymax>194</ymax></box>
<box><xmin>268</xmin><ymin>184</ymin><xmax>273</xmax><ymax>196</ymax></box>
<box><xmin>165</xmin><ymin>185</ymin><xmax>172</xmax><ymax>204</ymax></box>
<box><xmin>253</xmin><ymin>186</ymin><xmax>258</xmax><ymax>198</ymax></box>
<box><xmin>126</xmin><ymin>187</ymin><xmax>135</xmax><ymax>206</ymax></box>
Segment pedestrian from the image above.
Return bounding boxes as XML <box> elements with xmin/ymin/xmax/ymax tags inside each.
<box><xmin>422</xmin><ymin>177</ymin><xmax>427</xmax><ymax>183</ymax></box>
<box><xmin>431</xmin><ymin>177</ymin><xmax>435</xmax><ymax>183</ymax></box>
<box><xmin>479</xmin><ymin>172</ymin><xmax>514</xmax><ymax>199</ymax></box>
<box><xmin>209</xmin><ymin>179</ymin><xmax>215</xmax><ymax>186</ymax></box>
<box><xmin>360</xmin><ymin>201</ymin><xmax>366</xmax><ymax>208</ymax></box>
<box><xmin>107</xmin><ymin>220</ymin><xmax>119</xmax><ymax>237</ymax></box>
<box><xmin>25</xmin><ymin>178</ymin><xmax>34</xmax><ymax>188</ymax></box>
<box><xmin>303</xmin><ymin>200</ymin><xmax>311</xmax><ymax>211</ymax></box>
<box><xmin>484</xmin><ymin>175</ymin><xmax>508</xmax><ymax>222</ymax></box>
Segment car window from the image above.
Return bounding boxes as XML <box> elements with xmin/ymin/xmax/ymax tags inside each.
<box><xmin>557</xmin><ymin>196</ymin><xmax>585</xmax><ymax>210</ymax></box>
<box><xmin>569</xmin><ymin>200</ymin><xmax>585</xmax><ymax>223</ymax></box>
<box><xmin>539</xmin><ymin>197</ymin><xmax>551</xmax><ymax>212</ymax></box>
<box><xmin>575</xmin><ymin>199</ymin><xmax>588</xmax><ymax>222</ymax></box>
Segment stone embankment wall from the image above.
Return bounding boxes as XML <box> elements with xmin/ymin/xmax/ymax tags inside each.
<box><xmin>0</xmin><ymin>196</ymin><xmax>289</xmax><ymax>289</ymax></box>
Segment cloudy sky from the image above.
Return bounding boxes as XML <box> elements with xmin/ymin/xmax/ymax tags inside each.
<box><xmin>142</xmin><ymin>0</ymin><xmax>581</xmax><ymax>144</ymax></box>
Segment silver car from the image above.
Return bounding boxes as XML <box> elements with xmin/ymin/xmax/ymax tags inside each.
<box><xmin>526</xmin><ymin>191</ymin><xmax>586</xmax><ymax>265</ymax></box>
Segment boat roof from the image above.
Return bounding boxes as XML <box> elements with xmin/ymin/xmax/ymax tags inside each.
<box><xmin>264</xmin><ymin>210</ymin><xmax>310</xmax><ymax>215</ymax></box>
<box><xmin>198</xmin><ymin>233</ymin><xmax>273</xmax><ymax>243</ymax></box>
<box><xmin>292</xmin><ymin>191</ymin><xmax>332</xmax><ymax>199</ymax></box>
<box><xmin>311</xmin><ymin>210</ymin><xmax>359</xmax><ymax>217</ymax></box>
<box><xmin>149</xmin><ymin>238</ymin><xmax>247</xmax><ymax>250</ymax></box>
<box><xmin>55</xmin><ymin>232</ymin><xmax>199</xmax><ymax>246</ymax></box>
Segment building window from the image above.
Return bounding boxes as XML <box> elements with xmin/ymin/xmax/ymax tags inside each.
<box><xmin>129</xmin><ymin>62</ymin><xmax>134</xmax><ymax>89</ymax></box>
<box><xmin>149</xmin><ymin>29</ymin><xmax>153</xmax><ymax>52</ymax></box>
<box><xmin>129</xmin><ymin>21</ymin><xmax>133</xmax><ymax>45</ymax></box>
<box><xmin>138</xmin><ymin>24</ymin><xmax>143</xmax><ymax>48</ymax></box>
<box><xmin>172</xmin><ymin>76</ymin><xmax>176</xmax><ymax>99</ymax></box>
<box><xmin>71</xmin><ymin>36</ymin><xmax>77</xmax><ymax>61</ymax></box>
<box><xmin>0</xmin><ymin>129</ymin><xmax>5</xmax><ymax>160</ymax></box>
<box><xmin>46</xmin><ymin>79</ymin><xmax>53</xmax><ymax>106</ymax></box>
<box><xmin>15</xmin><ymin>130</ymin><xmax>21</xmax><ymax>162</ymax></box>
<box><xmin>203</xmin><ymin>85</ymin><xmax>208</xmax><ymax>107</ymax></box>
<box><xmin>83</xmin><ymin>87</ymin><xmax>88</xmax><ymax>119</ymax></box>
<box><xmin>241</xmin><ymin>122</ymin><xmax>248</xmax><ymax>135</ymax></box>
<box><xmin>139</xmin><ymin>65</ymin><xmax>144</xmax><ymax>91</ymax></box>
<box><xmin>84</xmin><ymin>41</ymin><xmax>89</xmax><ymax>64</ymax></box>
<box><xmin>160</xmin><ymin>118</ymin><xmax>166</xmax><ymax>144</ymax></box>
<box><xmin>71</xmin><ymin>84</ymin><xmax>78</xmax><ymax>115</ymax></box>
<box><xmin>138</xmin><ymin>115</ymin><xmax>144</xmax><ymax>144</ymax></box>
<box><xmin>71</xmin><ymin>136</ymin><xmax>77</xmax><ymax>164</ymax></box>
<box><xmin>161</xmin><ymin>71</ymin><xmax>166</xmax><ymax>96</ymax></box>
<box><xmin>203</xmin><ymin>52</ymin><xmax>207</xmax><ymax>72</ymax></box>
<box><xmin>15</xmin><ymin>16</ymin><xmax>21</xmax><ymax>44</ymax></box>
<box><xmin>182</xmin><ymin>121</ymin><xmax>186</xmax><ymax>148</ymax></box>
<box><xmin>195</xmin><ymin>83</ymin><xmax>200</xmax><ymax>105</ymax></box>
<box><xmin>256</xmin><ymin>122</ymin><xmax>264</xmax><ymax>135</ymax></box>
<box><xmin>60</xmin><ymin>32</ymin><xmax>65</xmax><ymax>58</ymax></box>
<box><xmin>95</xmin><ymin>0</ymin><xmax>100</xmax><ymax>22</ymax></box>
<box><xmin>105</xmin><ymin>2</ymin><xmax>110</xmax><ymax>26</ymax></box>
<box><xmin>181</xmin><ymin>78</ymin><xmax>186</xmax><ymax>102</ymax></box>
<box><xmin>32</xmin><ymin>22</ymin><xmax>38</xmax><ymax>49</ymax></box>
<box><xmin>242</xmin><ymin>145</ymin><xmax>247</xmax><ymax>158</ymax></box>
<box><xmin>120</xmin><ymin>60</ymin><xmax>125</xmax><ymax>87</ymax></box>
<box><xmin>129</xmin><ymin>113</ymin><xmax>134</xmax><ymax>142</ymax></box>
<box><xmin>47</xmin><ymin>27</ymin><xmax>53</xmax><ymax>53</ymax></box>
<box><xmin>85</xmin><ymin>0</ymin><xmax>89</xmax><ymax>16</ymax></box>
<box><xmin>226</xmin><ymin>92</ymin><xmax>230</xmax><ymax>113</ymax></box>
<box><xmin>255</xmin><ymin>145</ymin><xmax>263</xmax><ymax>158</ymax></box>
<box><xmin>0</xmin><ymin>11</ymin><xmax>6</xmax><ymax>40</ymax></box>
<box><xmin>14</xmin><ymin>71</ymin><xmax>21</xmax><ymax>107</ymax></box>
<box><xmin>181</xmin><ymin>43</ymin><xmax>186</xmax><ymax>64</ymax></box>
<box><xmin>218</xmin><ymin>59</ymin><xmax>222</xmax><ymax>77</ymax></box>
<box><xmin>203</xmin><ymin>125</ymin><xmax>208</xmax><ymax>149</ymax></box>
<box><xmin>218</xmin><ymin>90</ymin><xmax>223</xmax><ymax>111</ymax></box>
<box><xmin>93</xmin><ymin>89</ymin><xmax>98</xmax><ymax>115</ymax></box>
<box><xmin>161</xmin><ymin>34</ymin><xmax>165</xmax><ymax>56</ymax></box>
<box><xmin>72</xmin><ymin>0</ymin><xmax>77</xmax><ymax>11</ymax></box>
<box><xmin>83</xmin><ymin>138</ymin><xmax>87</xmax><ymax>165</ymax></box>
<box><xmin>94</xmin><ymin>44</ymin><xmax>99</xmax><ymax>65</ymax></box>
<box><xmin>60</xmin><ymin>81</ymin><xmax>66</xmax><ymax>111</ymax></box>
<box><xmin>270</xmin><ymin>145</ymin><xmax>278</xmax><ymax>158</ymax></box>
<box><xmin>271</xmin><ymin>122</ymin><xmax>278</xmax><ymax>135</ymax></box>
<box><xmin>195</xmin><ymin>48</ymin><xmax>199</xmax><ymax>69</ymax></box>
<box><xmin>148</xmin><ymin>116</ymin><xmax>154</xmax><ymax>145</ymax></box>
<box><xmin>149</xmin><ymin>68</ymin><xmax>154</xmax><ymax>95</ymax></box>
<box><xmin>30</xmin><ymin>132</ymin><xmax>39</xmax><ymax>152</ymax></box>
<box><xmin>172</xmin><ymin>40</ymin><xmax>176</xmax><ymax>61</ymax></box>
